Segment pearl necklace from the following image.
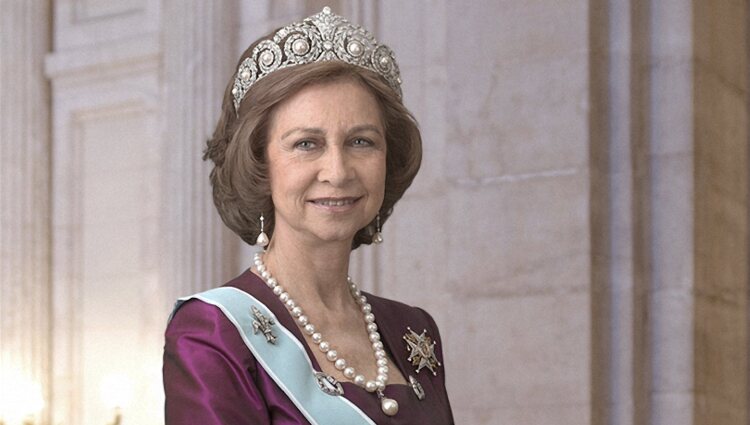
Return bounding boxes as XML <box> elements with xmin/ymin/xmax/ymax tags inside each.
<box><xmin>253</xmin><ymin>252</ymin><xmax>400</xmax><ymax>416</ymax></box>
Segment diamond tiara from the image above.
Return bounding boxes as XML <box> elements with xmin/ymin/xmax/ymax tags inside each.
<box><xmin>231</xmin><ymin>6</ymin><xmax>403</xmax><ymax>113</ymax></box>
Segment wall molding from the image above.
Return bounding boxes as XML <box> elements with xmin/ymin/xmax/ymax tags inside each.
<box><xmin>72</xmin><ymin>0</ymin><xmax>145</xmax><ymax>24</ymax></box>
<box><xmin>45</xmin><ymin>33</ymin><xmax>159</xmax><ymax>84</ymax></box>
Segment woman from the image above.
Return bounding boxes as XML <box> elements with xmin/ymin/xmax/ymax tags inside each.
<box><xmin>163</xmin><ymin>7</ymin><xmax>454</xmax><ymax>424</ymax></box>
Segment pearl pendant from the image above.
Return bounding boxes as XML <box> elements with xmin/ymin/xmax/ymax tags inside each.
<box><xmin>381</xmin><ymin>397</ymin><xmax>399</xmax><ymax>416</ymax></box>
<box><xmin>256</xmin><ymin>231</ymin><xmax>269</xmax><ymax>247</ymax></box>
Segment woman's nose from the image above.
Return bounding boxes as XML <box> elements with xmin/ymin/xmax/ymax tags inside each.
<box><xmin>318</xmin><ymin>146</ymin><xmax>354</xmax><ymax>186</ymax></box>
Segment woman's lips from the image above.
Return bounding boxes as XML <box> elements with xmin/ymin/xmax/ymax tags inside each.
<box><xmin>308</xmin><ymin>197</ymin><xmax>362</xmax><ymax>211</ymax></box>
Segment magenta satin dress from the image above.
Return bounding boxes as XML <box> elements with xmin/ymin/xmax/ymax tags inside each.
<box><xmin>163</xmin><ymin>269</ymin><xmax>455</xmax><ymax>424</ymax></box>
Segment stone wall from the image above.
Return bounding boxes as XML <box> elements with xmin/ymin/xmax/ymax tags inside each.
<box><xmin>379</xmin><ymin>0</ymin><xmax>593</xmax><ymax>422</ymax></box>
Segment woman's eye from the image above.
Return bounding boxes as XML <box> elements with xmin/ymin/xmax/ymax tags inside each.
<box><xmin>351</xmin><ymin>138</ymin><xmax>373</xmax><ymax>147</ymax></box>
<box><xmin>294</xmin><ymin>140</ymin><xmax>316</xmax><ymax>150</ymax></box>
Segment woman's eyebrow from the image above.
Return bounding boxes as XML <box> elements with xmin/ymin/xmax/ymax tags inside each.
<box><xmin>347</xmin><ymin>124</ymin><xmax>382</xmax><ymax>136</ymax></box>
<box><xmin>281</xmin><ymin>124</ymin><xmax>382</xmax><ymax>140</ymax></box>
<box><xmin>280</xmin><ymin>127</ymin><xmax>326</xmax><ymax>140</ymax></box>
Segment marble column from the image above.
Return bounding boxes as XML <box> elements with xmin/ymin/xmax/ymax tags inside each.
<box><xmin>0</xmin><ymin>0</ymin><xmax>51</xmax><ymax>422</ymax></box>
<box><xmin>590</xmin><ymin>1</ymin><xmax>656</xmax><ymax>423</ymax></box>
<box><xmin>692</xmin><ymin>1</ymin><xmax>748</xmax><ymax>423</ymax></box>
<box><xmin>591</xmin><ymin>1</ymin><xmax>749</xmax><ymax>424</ymax></box>
<box><xmin>161</xmin><ymin>0</ymin><xmax>240</xmax><ymax>303</ymax></box>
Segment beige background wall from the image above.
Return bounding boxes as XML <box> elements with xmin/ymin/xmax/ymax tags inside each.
<box><xmin>0</xmin><ymin>1</ymin><xmax>748</xmax><ymax>424</ymax></box>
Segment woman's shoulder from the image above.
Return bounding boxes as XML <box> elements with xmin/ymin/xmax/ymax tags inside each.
<box><xmin>165</xmin><ymin>269</ymin><xmax>272</xmax><ymax>350</ymax></box>
<box><xmin>363</xmin><ymin>292</ymin><xmax>442</xmax><ymax>338</ymax></box>
<box><xmin>362</xmin><ymin>291</ymin><xmax>423</xmax><ymax>314</ymax></box>
<box><xmin>168</xmin><ymin>269</ymin><xmax>270</xmax><ymax>321</ymax></box>
<box><xmin>166</xmin><ymin>295</ymin><xmax>232</xmax><ymax>337</ymax></box>
<box><xmin>164</xmin><ymin>270</ymin><xmax>272</xmax><ymax>376</ymax></box>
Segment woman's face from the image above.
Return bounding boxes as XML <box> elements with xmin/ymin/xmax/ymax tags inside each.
<box><xmin>266</xmin><ymin>78</ymin><xmax>386</xmax><ymax>246</ymax></box>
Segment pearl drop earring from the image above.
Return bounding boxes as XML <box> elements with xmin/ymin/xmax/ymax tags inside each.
<box><xmin>372</xmin><ymin>214</ymin><xmax>383</xmax><ymax>244</ymax></box>
<box><xmin>256</xmin><ymin>213</ymin><xmax>269</xmax><ymax>247</ymax></box>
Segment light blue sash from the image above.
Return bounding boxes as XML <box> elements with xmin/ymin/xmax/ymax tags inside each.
<box><xmin>172</xmin><ymin>287</ymin><xmax>375</xmax><ymax>425</ymax></box>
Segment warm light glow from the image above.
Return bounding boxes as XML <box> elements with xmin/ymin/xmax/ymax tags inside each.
<box><xmin>99</xmin><ymin>373</ymin><xmax>135</xmax><ymax>410</ymax></box>
<box><xmin>0</xmin><ymin>368</ymin><xmax>44</xmax><ymax>423</ymax></box>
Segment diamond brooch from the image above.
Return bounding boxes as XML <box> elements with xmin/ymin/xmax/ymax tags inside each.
<box><xmin>403</xmin><ymin>327</ymin><xmax>441</xmax><ymax>375</ymax></box>
<box><xmin>251</xmin><ymin>305</ymin><xmax>277</xmax><ymax>344</ymax></box>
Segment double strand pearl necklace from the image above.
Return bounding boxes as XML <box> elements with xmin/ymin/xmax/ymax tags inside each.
<box><xmin>253</xmin><ymin>252</ymin><xmax>400</xmax><ymax>416</ymax></box>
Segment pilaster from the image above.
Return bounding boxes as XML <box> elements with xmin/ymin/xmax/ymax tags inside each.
<box><xmin>161</xmin><ymin>0</ymin><xmax>240</xmax><ymax>300</ymax></box>
<box><xmin>692</xmin><ymin>0</ymin><xmax>749</xmax><ymax>423</ymax></box>
<box><xmin>0</xmin><ymin>0</ymin><xmax>52</xmax><ymax>423</ymax></box>
<box><xmin>589</xmin><ymin>1</ymin><xmax>750</xmax><ymax>424</ymax></box>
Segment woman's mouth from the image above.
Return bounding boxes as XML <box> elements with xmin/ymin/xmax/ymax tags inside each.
<box><xmin>309</xmin><ymin>197</ymin><xmax>362</xmax><ymax>211</ymax></box>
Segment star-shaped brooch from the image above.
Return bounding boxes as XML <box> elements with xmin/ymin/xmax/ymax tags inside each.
<box><xmin>403</xmin><ymin>327</ymin><xmax>441</xmax><ymax>375</ymax></box>
<box><xmin>251</xmin><ymin>306</ymin><xmax>277</xmax><ymax>344</ymax></box>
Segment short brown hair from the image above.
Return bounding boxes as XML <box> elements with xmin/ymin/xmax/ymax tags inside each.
<box><xmin>204</xmin><ymin>44</ymin><xmax>422</xmax><ymax>250</ymax></box>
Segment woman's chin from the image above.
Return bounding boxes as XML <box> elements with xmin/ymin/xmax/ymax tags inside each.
<box><xmin>311</xmin><ymin>232</ymin><xmax>356</xmax><ymax>245</ymax></box>
<box><xmin>303</xmin><ymin>225</ymin><xmax>363</xmax><ymax>245</ymax></box>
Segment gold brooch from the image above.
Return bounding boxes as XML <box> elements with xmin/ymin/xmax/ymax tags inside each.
<box><xmin>403</xmin><ymin>327</ymin><xmax>441</xmax><ymax>375</ymax></box>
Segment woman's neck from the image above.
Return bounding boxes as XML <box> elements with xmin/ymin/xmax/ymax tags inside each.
<box><xmin>261</xmin><ymin>231</ymin><xmax>354</xmax><ymax>311</ymax></box>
